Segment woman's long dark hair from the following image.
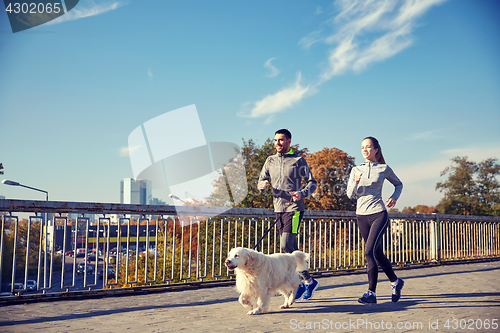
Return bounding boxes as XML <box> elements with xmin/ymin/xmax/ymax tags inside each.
<box><xmin>363</xmin><ymin>136</ymin><xmax>386</xmax><ymax>164</ymax></box>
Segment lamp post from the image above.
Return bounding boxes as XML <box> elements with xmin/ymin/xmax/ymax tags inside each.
<box><xmin>168</xmin><ymin>194</ymin><xmax>187</xmax><ymax>205</ymax></box>
<box><xmin>1</xmin><ymin>180</ymin><xmax>48</xmax><ymax>201</ymax></box>
<box><xmin>2</xmin><ymin>179</ymin><xmax>49</xmax><ymax>288</ymax></box>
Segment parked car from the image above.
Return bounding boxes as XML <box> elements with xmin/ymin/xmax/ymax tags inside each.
<box><xmin>25</xmin><ymin>280</ymin><xmax>37</xmax><ymax>291</ymax></box>
<box><xmin>98</xmin><ymin>268</ymin><xmax>116</xmax><ymax>280</ymax></box>
<box><xmin>76</xmin><ymin>263</ymin><xmax>94</xmax><ymax>275</ymax></box>
<box><xmin>65</xmin><ymin>250</ymin><xmax>74</xmax><ymax>257</ymax></box>
<box><xmin>7</xmin><ymin>283</ymin><xmax>24</xmax><ymax>291</ymax></box>
<box><xmin>86</xmin><ymin>255</ymin><xmax>102</xmax><ymax>262</ymax></box>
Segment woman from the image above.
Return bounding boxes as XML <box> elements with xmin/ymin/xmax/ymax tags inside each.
<box><xmin>347</xmin><ymin>136</ymin><xmax>404</xmax><ymax>304</ymax></box>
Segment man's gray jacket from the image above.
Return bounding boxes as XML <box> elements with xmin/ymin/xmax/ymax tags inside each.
<box><xmin>258</xmin><ymin>148</ymin><xmax>317</xmax><ymax>212</ymax></box>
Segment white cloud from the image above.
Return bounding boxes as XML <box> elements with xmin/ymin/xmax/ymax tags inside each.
<box><xmin>148</xmin><ymin>67</ymin><xmax>153</xmax><ymax>80</ymax></box>
<box><xmin>390</xmin><ymin>181</ymin><xmax>444</xmax><ymax>208</ymax></box>
<box><xmin>397</xmin><ymin>144</ymin><xmax>500</xmax><ymax>184</ymax></box>
<box><xmin>396</xmin><ymin>158</ymin><xmax>449</xmax><ymax>184</ymax></box>
<box><xmin>238</xmin><ymin>73</ymin><xmax>312</xmax><ymax>120</ymax></box>
<box><xmin>441</xmin><ymin>146</ymin><xmax>500</xmax><ymax>161</ymax></box>
<box><xmin>264</xmin><ymin>58</ymin><xmax>280</xmax><ymax>78</ymax></box>
<box><xmin>406</xmin><ymin>129</ymin><xmax>444</xmax><ymax>141</ymax></box>
<box><xmin>299</xmin><ymin>30</ymin><xmax>324</xmax><ymax>49</ymax></box>
<box><xmin>119</xmin><ymin>145</ymin><xmax>142</xmax><ymax>157</ymax></box>
<box><xmin>47</xmin><ymin>1</ymin><xmax>124</xmax><ymax>25</ymax></box>
<box><xmin>241</xmin><ymin>0</ymin><xmax>447</xmax><ymax>121</ymax></box>
<box><xmin>320</xmin><ymin>0</ymin><xmax>446</xmax><ymax>81</ymax></box>
<box><xmin>391</xmin><ymin>144</ymin><xmax>500</xmax><ymax>207</ymax></box>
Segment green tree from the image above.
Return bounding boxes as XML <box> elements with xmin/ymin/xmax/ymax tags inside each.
<box><xmin>207</xmin><ymin>138</ymin><xmax>357</xmax><ymax>211</ymax></box>
<box><xmin>207</xmin><ymin>138</ymin><xmax>312</xmax><ymax>209</ymax></box>
<box><xmin>436</xmin><ymin>156</ymin><xmax>500</xmax><ymax>216</ymax></box>
<box><xmin>207</xmin><ymin>138</ymin><xmax>276</xmax><ymax>209</ymax></box>
<box><xmin>1</xmin><ymin>219</ymin><xmax>61</xmax><ymax>284</ymax></box>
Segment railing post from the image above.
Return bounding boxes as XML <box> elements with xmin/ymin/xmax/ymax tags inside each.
<box><xmin>430</xmin><ymin>214</ymin><xmax>441</xmax><ymax>262</ymax></box>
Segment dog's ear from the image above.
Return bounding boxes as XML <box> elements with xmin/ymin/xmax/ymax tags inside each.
<box><xmin>243</xmin><ymin>250</ymin><xmax>259</xmax><ymax>269</ymax></box>
<box><xmin>249</xmin><ymin>251</ymin><xmax>259</xmax><ymax>260</ymax></box>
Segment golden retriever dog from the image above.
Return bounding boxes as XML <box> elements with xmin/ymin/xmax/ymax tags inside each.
<box><xmin>225</xmin><ymin>247</ymin><xmax>309</xmax><ymax>315</ymax></box>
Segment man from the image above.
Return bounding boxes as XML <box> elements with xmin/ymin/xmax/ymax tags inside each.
<box><xmin>258</xmin><ymin>129</ymin><xmax>319</xmax><ymax>300</ymax></box>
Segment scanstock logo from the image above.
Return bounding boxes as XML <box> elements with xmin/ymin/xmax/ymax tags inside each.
<box><xmin>3</xmin><ymin>0</ymin><xmax>79</xmax><ymax>33</ymax></box>
<box><xmin>127</xmin><ymin>105</ymin><xmax>248</xmax><ymax>218</ymax></box>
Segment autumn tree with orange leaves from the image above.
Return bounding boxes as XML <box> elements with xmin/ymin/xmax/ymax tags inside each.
<box><xmin>207</xmin><ymin>139</ymin><xmax>356</xmax><ymax>211</ymax></box>
<box><xmin>304</xmin><ymin>147</ymin><xmax>356</xmax><ymax>211</ymax></box>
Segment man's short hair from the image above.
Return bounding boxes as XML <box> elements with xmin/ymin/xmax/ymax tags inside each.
<box><xmin>275</xmin><ymin>129</ymin><xmax>292</xmax><ymax>140</ymax></box>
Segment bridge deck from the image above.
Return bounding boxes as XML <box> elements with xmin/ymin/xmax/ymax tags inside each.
<box><xmin>1</xmin><ymin>260</ymin><xmax>499</xmax><ymax>332</ymax></box>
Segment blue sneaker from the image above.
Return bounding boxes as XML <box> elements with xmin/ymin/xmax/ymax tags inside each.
<box><xmin>302</xmin><ymin>279</ymin><xmax>319</xmax><ymax>300</ymax></box>
<box><xmin>295</xmin><ymin>282</ymin><xmax>307</xmax><ymax>300</ymax></box>
<box><xmin>358</xmin><ymin>290</ymin><xmax>377</xmax><ymax>305</ymax></box>
<box><xmin>391</xmin><ymin>278</ymin><xmax>404</xmax><ymax>302</ymax></box>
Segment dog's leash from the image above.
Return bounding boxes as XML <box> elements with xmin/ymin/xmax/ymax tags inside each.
<box><xmin>252</xmin><ymin>195</ymin><xmax>293</xmax><ymax>250</ymax></box>
<box><xmin>252</xmin><ymin>217</ymin><xmax>279</xmax><ymax>250</ymax></box>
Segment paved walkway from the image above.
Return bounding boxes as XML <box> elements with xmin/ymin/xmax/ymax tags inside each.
<box><xmin>0</xmin><ymin>260</ymin><xmax>499</xmax><ymax>332</ymax></box>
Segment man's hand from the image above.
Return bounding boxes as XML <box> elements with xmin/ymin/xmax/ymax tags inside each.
<box><xmin>258</xmin><ymin>180</ymin><xmax>269</xmax><ymax>191</ymax></box>
<box><xmin>290</xmin><ymin>191</ymin><xmax>302</xmax><ymax>201</ymax></box>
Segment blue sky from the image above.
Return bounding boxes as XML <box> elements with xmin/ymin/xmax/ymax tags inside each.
<box><xmin>1</xmin><ymin>0</ymin><xmax>499</xmax><ymax>210</ymax></box>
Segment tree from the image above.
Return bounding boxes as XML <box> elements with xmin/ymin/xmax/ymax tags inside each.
<box><xmin>401</xmin><ymin>205</ymin><xmax>436</xmax><ymax>214</ymax></box>
<box><xmin>436</xmin><ymin>156</ymin><xmax>500</xmax><ymax>216</ymax></box>
<box><xmin>207</xmin><ymin>139</ymin><xmax>357</xmax><ymax>211</ymax></box>
<box><xmin>1</xmin><ymin>219</ymin><xmax>62</xmax><ymax>284</ymax></box>
<box><xmin>304</xmin><ymin>147</ymin><xmax>356</xmax><ymax>211</ymax></box>
<box><xmin>207</xmin><ymin>138</ymin><xmax>276</xmax><ymax>209</ymax></box>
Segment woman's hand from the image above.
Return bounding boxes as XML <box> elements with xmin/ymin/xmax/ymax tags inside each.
<box><xmin>355</xmin><ymin>173</ymin><xmax>363</xmax><ymax>183</ymax></box>
<box><xmin>385</xmin><ymin>198</ymin><xmax>396</xmax><ymax>208</ymax></box>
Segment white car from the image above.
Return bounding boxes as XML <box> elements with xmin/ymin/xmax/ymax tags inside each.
<box><xmin>25</xmin><ymin>280</ymin><xmax>37</xmax><ymax>291</ymax></box>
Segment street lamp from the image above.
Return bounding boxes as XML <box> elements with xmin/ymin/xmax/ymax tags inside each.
<box><xmin>169</xmin><ymin>194</ymin><xmax>187</xmax><ymax>205</ymax></box>
<box><xmin>2</xmin><ymin>179</ymin><xmax>49</xmax><ymax>288</ymax></box>
<box><xmin>1</xmin><ymin>179</ymin><xmax>48</xmax><ymax>200</ymax></box>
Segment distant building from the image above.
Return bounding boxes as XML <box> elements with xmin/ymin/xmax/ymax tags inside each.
<box><xmin>150</xmin><ymin>197</ymin><xmax>166</xmax><ymax>205</ymax></box>
<box><xmin>120</xmin><ymin>178</ymin><xmax>152</xmax><ymax>205</ymax></box>
<box><xmin>0</xmin><ymin>195</ymin><xmax>5</xmax><ymax>217</ymax></box>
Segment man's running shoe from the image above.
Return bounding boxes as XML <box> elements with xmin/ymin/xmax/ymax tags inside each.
<box><xmin>302</xmin><ymin>279</ymin><xmax>319</xmax><ymax>300</ymax></box>
<box><xmin>358</xmin><ymin>290</ymin><xmax>377</xmax><ymax>305</ymax></box>
<box><xmin>295</xmin><ymin>282</ymin><xmax>307</xmax><ymax>300</ymax></box>
<box><xmin>391</xmin><ymin>278</ymin><xmax>405</xmax><ymax>302</ymax></box>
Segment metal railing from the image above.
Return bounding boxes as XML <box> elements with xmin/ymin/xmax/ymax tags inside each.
<box><xmin>1</xmin><ymin>199</ymin><xmax>499</xmax><ymax>299</ymax></box>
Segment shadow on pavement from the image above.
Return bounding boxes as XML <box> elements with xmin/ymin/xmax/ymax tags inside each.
<box><xmin>0</xmin><ymin>295</ymin><xmax>238</xmax><ymax>327</ymax></box>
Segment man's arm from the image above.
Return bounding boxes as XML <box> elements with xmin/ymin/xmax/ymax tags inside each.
<box><xmin>258</xmin><ymin>157</ymin><xmax>271</xmax><ymax>191</ymax></box>
<box><xmin>297</xmin><ymin>158</ymin><xmax>317</xmax><ymax>199</ymax></box>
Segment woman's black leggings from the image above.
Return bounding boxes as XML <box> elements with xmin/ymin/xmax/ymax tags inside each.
<box><xmin>357</xmin><ymin>211</ymin><xmax>397</xmax><ymax>292</ymax></box>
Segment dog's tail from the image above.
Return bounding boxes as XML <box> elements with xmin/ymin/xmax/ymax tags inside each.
<box><xmin>292</xmin><ymin>251</ymin><xmax>310</xmax><ymax>272</ymax></box>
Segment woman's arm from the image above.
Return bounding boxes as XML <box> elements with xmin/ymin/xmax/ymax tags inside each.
<box><xmin>346</xmin><ymin>168</ymin><xmax>359</xmax><ymax>199</ymax></box>
<box><xmin>385</xmin><ymin>166</ymin><xmax>403</xmax><ymax>203</ymax></box>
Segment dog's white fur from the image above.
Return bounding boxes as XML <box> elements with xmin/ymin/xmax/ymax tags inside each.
<box><xmin>225</xmin><ymin>247</ymin><xmax>309</xmax><ymax>315</ymax></box>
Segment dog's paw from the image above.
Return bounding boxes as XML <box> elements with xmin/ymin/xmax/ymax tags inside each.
<box><xmin>280</xmin><ymin>304</ymin><xmax>290</xmax><ymax>309</ymax></box>
<box><xmin>247</xmin><ymin>308</ymin><xmax>262</xmax><ymax>315</ymax></box>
